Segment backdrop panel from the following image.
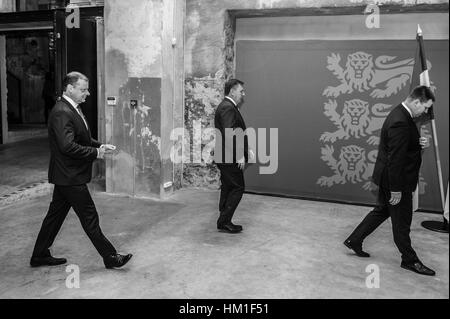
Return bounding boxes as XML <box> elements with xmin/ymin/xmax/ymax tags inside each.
<box><xmin>236</xmin><ymin>40</ymin><xmax>449</xmax><ymax>211</ymax></box>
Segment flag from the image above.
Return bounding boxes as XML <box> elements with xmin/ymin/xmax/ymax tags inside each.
<box><xmin>410</xmin><ymin>24</ymin><xmax>433</xmax><ymax>120</ymax></box>
<box><xmin>410</xmin><ymin>25</ymin><xmax>446</xmax><ymax>213</ymax></box>
<box><xmin>410</xmin><ymin>24</ymin><xmax>431</xmax><ymax>211</ymax></box>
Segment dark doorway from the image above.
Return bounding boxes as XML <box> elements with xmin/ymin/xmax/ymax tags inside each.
<box><xmin>5</xmin><ymin>31</ymin><xmax>54</xmax><ymax>143</ymax></box>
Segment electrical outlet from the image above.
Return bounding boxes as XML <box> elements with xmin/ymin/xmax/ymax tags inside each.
<box><xmin>107</xmin><ymin>96</ymin><xmax>117</xmax><ymax>106</ymax></box>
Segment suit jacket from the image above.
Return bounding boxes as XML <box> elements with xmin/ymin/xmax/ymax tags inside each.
<box><xmin>372</xmin><ymin>104</ymin><xmax>422</xmax><ymax>192</ymax></box>
<box><xmin>214</xmin><ymin>98</ymin><xmax>248</xmax><ymax>164</ymax></box>
<box><xmin>47</xmin><ymin>97</ymin><xmax>101</xmax><ymax>185</ymax></box>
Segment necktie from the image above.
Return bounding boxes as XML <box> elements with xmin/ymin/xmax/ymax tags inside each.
<box><xmin>76</xmin><ymin>106</ymin><xmax>89</xmax><ymax>130</ymax></box>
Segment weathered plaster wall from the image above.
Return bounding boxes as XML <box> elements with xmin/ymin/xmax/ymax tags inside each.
<box><xmin>0</xmin><ymin>0</ymin><xmax>14</xmax><ymax>12</ymax></box>
<box><xmin>161</xmin><ymin>0</ymin><xmax>185</xmax><ymax>196</ymax></box>
<box><xmin>105</xmin><ymin>0</ymin><xmax>163</xmax><ymax>197</ymax></box>
<box><xmin>172</xmin><ymin>1</ymin><xmax>186</xmax><ymax>191</ymax></box>
<box><xmin>183</xmin><ymin>0</ymin><xmax>449</xmax><ymax>189</ymax></box>
<box><xmin>104</xmin><ymin>0</ymin><xmax>184</xmax><ymax>199</ymax></box>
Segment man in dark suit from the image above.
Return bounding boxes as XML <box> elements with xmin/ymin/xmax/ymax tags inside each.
<box><xmin>214</xmin><ymin>79</ymin><xmax>254</xmax><ymax>233</ymax></box>
<box><xmin>344</xmin><ymin>86</ymin><xmax>435</xmax><ymax>276</ymax></box>
<box><xmin>30</xmin><ymin>72</ymin><xmax>132</xmax><ymax>269</ymax></box>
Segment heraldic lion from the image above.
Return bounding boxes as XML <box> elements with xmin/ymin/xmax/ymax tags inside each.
<box><xmin>324</xmin><ymin>52</ymin><xmax>376</xmax><ymax>97</ymax></box>
<box><xmin>320</xmin><ymin>99</ymin><xmax>373</xmax><ymax>143</ymax></box>
<box><xmin>323</xmin><ymin>51</ymin><xmax>416</xmax><ymax>98</ymax></box>
<box><xmin>317</xmin><ymin>145</ymin><xmax>371</xmax><ymax>187</ymax></box>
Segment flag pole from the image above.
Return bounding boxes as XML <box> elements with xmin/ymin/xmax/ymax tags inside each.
<box><xmin>417</xmin><ymin>24</ymin><xmax>448</xmax><ymax>233</ymax></box>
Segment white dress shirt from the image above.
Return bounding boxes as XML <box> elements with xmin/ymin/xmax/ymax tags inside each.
<box><xmin>225</xmin><ymin>96</ymin><xmax>238</xmax><ymax>109</ymax></box>
<box><xmin>402</xmin><ymin>102</ymin><xmax>413</xmax><ymax>118</ymax></box>
<box><xmin>63</xmin><ymin>94</ymin><xmax>89</xmax><ymax>129</ymax></box>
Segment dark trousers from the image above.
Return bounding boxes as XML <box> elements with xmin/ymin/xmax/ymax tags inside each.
<box><xmin>32</xmin><ymin>184</ymin><xmax>116</xmax><ymax>259</ymax></box>
<box><xmin>217</xmin><ymin>164</ymin><xmax>245</xmax><ymax>225</ymax></box>
<box><xmin>347</xmin><ymin>187</ymin><xmax>419</xmax><ymax>263</ymax></box>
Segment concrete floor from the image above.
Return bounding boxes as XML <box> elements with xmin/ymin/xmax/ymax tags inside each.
<box><xmin>7</xmin><ymin>124</ymin><xmax>48</xmax><ymax>144</ymax></box>
<box><xmin>0</xmin><ymin>188</ymin><xmax>448</xmax><ymax>299</ymax></box>
<box><xmin>0</xmin><ymin>136</ymin><xmax>49</xmax><ymax>198</ymax></box>
<box><xmin>0</xmin><ymin>136</ymin><xmax>448</xmax><ymax>298</ymax></box>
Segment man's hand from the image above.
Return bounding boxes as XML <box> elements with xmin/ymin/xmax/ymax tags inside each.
<box><xmin>237</xmin><ymin>156</ymin><xmax>246</xmax><ymax>170</ymax></box>
<box><xmin>389</xmin><ymin>191</ymin><xmax>402</xmax><ymax>205</ymax></box>
<box><xmin>100</xmin><ymin>144</ymin><xmax>117</xmax><ymax>154</ymax></box>
<box><xmin>419</xmin><ymin>137</ymin><xmax>430</xmax><ymax>149</ymax></box>
<box><xmin>248</xmin><ymin>149</ymin><xmax>256</xmax><ymax>162</ymax></box>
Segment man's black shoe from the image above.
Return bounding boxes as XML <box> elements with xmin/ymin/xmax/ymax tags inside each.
<box><xmin>228</xmin><ymin>222</ymin><xmax>243</xmax><ymax>231</ymax></box>
<box><xmin>217</xmin><ymin>223</ymin><xmax>242</xmax><ymax>233</ymax></box>
<box><xmin>104</xmin><ymin>253</ymin><xmax>133</xmax><ymax>269</ymax></box>
<box><xmin>30</xmin><ymin>256</ymin><xmax>67</xmax><ymax>267</ymax></box>
<box><xmin>401</xmin><ymin>261</ymin><xmax>435</xmax><ymax>276</ymax></box>
<box><xmin>343</xmin><ymin>239</ymin><xmax>370</xmax><ymax>257</ymax></box>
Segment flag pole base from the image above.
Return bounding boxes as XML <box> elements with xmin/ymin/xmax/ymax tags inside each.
<box><xmin>421</xmin><ymin>218</ymin><xmax>449</xmax><ymax>233</ymax></box>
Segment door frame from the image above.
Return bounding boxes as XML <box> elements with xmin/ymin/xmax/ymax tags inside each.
<box><xmin>0</xmin><ymin>35</ymin><xmax>6</xmax><ymax>144</ymax></box>
<box><xmin>95</xmin><ymin>16</ymin><xmax>105</xmax><ymax>143</ymax></box>
<box><xmin>0</xmin><ymin>6</ymin><xmax>104</xmax><ymax>144</ymax></box>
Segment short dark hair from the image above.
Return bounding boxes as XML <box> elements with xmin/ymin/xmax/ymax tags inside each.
<box><xmin>62</xmin><ymin>71</ymin><xmax>88</xmax><ymax>91</ymax></box>
<box><xmin>224</xmin><ymin>79</ymin><xmax>244</xmax><ymax>96</ymax></box>
<box><xmin>408</xmin><ymin>85</ymin><xmax>435</xmax><ymax>103</ymax></box>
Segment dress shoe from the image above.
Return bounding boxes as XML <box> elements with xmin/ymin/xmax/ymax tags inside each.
<box><xmin>401</xmin><ymin>260</ymin><xmax>435</xmax><ymax>276</ymax></box>
<box><xmin>217</xmin><ymin>223</ymin><xmax>242</xmax><ymax>233</ymax></box>
<box><xmin>30</xmin><ymin>256</ymin><xmax>67</xmax><ymax>267</ymax></box>
<box><xmin>343</xmin><ymin>239</ymin><xmax>370</xmax><ymax>257</ymax></box>
<box><xmin>228</xmin><ymin>222</ymin><xmax>243</xmax><ymax>231</ymax></box>
<box><xmin>103</xmin><ymin>253</ymin><xmax>133</xmax><ymax>269</ymax></box>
